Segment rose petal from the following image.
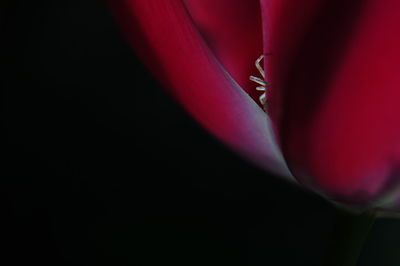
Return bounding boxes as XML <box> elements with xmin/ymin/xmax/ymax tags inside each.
<box><xmin>109</xmin><ymin>0</ymin><xmax>292</xmax><ymax>178</ymax></box>
<box><xmin>261</xmin><ymin>0</ymin><xmax>400</xmax><ymax>204</ymax></box>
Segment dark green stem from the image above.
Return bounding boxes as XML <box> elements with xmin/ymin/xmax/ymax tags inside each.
<box><xmin>322</xmin><ymin>208</ymin><xmax>377</xmax><ymax>266</ymax></box>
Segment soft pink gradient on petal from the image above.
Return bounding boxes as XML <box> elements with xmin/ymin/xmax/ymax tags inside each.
<box><xmin>109</xmin><ymin>0</ymin><xmax>292</xmax><ymax>178</ymax></box>
<box><xmin>261</xmin><ymin>0</ymin><xmax>400</xmax><ymax>205</ymax></box>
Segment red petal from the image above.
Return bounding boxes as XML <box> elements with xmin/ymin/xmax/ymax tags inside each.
<box><xmin>109</xmin><ymin>1</ymin><xmax>292</xmax><ymax>177</ymax></box>
<box><xmin>261</xmin><ymin>0</ymin><xmax>400</xmax><ymax>204</ymax></box>
<box><xmin>184</xmin><ymin>0</ymin><xmax>263</xmax><ymax>101</ymax></box>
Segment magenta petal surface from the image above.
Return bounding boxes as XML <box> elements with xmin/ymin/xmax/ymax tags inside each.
<box><xmin>184</xmin><ymin>0</ymin><xmax>263</xmax><ymax>101</ymax></box>
<box><xmin>261</xmin><ymin>0</ymin><xmax>400</xmax><ymax>207</ymax></box>
<box><xmin>109</xmin><ymin>1</ymin><xmax>292</xmax><ymax>178</ymax></box>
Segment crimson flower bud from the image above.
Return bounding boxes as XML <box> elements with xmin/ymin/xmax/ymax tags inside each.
<box><xmin>109</xmin><ymin>0</ymin><xmax>400</xmax><ymax>211</ymax></box>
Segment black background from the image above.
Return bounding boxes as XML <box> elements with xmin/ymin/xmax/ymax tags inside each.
<box><xmin>2</xmin><ymin>1</ymin><xmax>399</xmax><ymax>265</ymax></box>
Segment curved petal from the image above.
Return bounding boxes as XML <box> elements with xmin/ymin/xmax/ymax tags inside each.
<box><xmin>184</xmin><ymin>0</ymin><xmax>263</xmax><ymax>101</ymax></box>
<box><xmin>261</xmin><ymin>0</ymin><xmax>400</xmax><ymax>205</ymax></box>
<box><xmin>108</xmin><ymin>0</ymin><xmax>292</xmax><ymax>178</ymax></box>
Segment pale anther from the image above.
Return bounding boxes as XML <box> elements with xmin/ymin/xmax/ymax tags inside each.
<box><xmin>249</xmin><ymin>53</ymin><xmax>271</xmax><ymax>107</ymax></box>
<box><xmin>255</xmin><ymin>55</ymin><xmax>265</xmax><ymax>79</ymax></box>
<box><xmin>249</xmin><ymin>76</ymin><xmax>267</xmax><ymax>86</ymax></box>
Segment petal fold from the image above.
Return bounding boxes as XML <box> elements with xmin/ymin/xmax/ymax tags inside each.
<box><xmin>109</xmin><ymin>0</ymin><xmax>292</xmax><ymax>178</ymax></box>
<box><xmin>184</xmin><ymin>0</ymin><xmax>263</xmax><ymax>100</ymax></box>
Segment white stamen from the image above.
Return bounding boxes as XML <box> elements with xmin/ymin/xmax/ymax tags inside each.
<box><xmin>249</xmin><ymin>76</ymin><xmax>267</xmax><ymax>86</ymax></box>
<box><xmin>249</xmin><ymin>54</ymin><xmax>271</xmax><ymax>107</ymax></box>
<box><xmin>255</xmin><ymin>55</ymin><xmax>265</xmax><ymax>79</ymax></box>
<box><xmin>259</xmin><ymin>92</ymin><xmax>267</xmax><ymax>105</ymax></box>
